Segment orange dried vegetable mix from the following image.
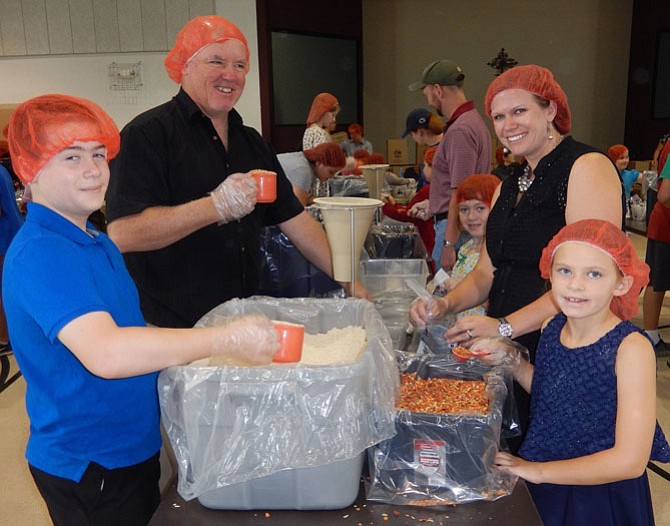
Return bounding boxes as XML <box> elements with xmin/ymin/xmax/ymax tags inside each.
<box><xmin>397</xmin><ymin>374</ymin><xmax>489</xmax><ymax>414</ymax></box>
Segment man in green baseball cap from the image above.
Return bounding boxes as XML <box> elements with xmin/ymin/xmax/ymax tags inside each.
<box><xmin>408</xmin><ymin>59</ymin><xmax>465</xmax><ymax>92</ymax></box>
<box><xmin>406</xmin><ymin>58</ymin><xmax>491</xmax><ymax>272</ymax></box>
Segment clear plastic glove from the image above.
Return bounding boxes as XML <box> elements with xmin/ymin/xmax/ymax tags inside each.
<box><xmin>210</xmin><ymin>172</ymin><xmax>258</xmax><ymax>223</ymax></box>
<box><xmin>209</xmin><ymin>314</ymin><xmax>280</xmax><ymax>366</ymax></box>
<box><xmin>407</xmin><ymin>198</ymin><xmax>430</xmax><ymax>220</ymax></box>
<box><xmin>408</xmin><ymin>295</ymin><xmax>447</xmax><ymax>330</ymax></box>
<box><xmin>468</xmin><ymin>336</ymin><xmax>529</xmax><ymax>368</ymax></box>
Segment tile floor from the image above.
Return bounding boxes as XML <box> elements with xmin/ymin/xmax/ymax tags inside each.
<box><xmin>0</xmin><ymin>233</ymin><xmax>669</xmax><ymax>524</ymax></box>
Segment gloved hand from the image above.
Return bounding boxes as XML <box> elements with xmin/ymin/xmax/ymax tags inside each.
<box><xmin>209</xmin><ymin>314</ymin><xmax>280</xmax><ymax>366</ymax></box>
<box><xmin>408</xmin><ymin>296</ymin><xmax>447</xmax><ymax>330</ymax></box>
<box><xmin>468</xmin><ymin>337</ymin><xmax>529</xmax><ymax>369</ymax></box>
<box><xmin>210</xmin><ymin>172</ymin><xmax>258</xmax><ymax>223</ymax></box>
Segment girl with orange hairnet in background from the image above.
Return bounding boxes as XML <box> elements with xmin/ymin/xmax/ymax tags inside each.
<box><xmin>410</xmin><ymin>65</ymin><xmax>625</xmax><ymax>453</ymax></box>
<box><xmin>302</xmin><ymin>92</ymin><xmax>340</xmax><ymax>150</ymax></box>
<box><xmin>473</xmin><ymin>219</ymin><xmax>670</xmax><ymax>525</ymax></box>
<box><xmin>440</xmin><ymin>173</ymin><xmax>500</xmax><ymax>317</ymax></box>
<box><xmin>2</xmin><ymin>94</ymin><xmax>280</xmax><ymax>525</ymax></box>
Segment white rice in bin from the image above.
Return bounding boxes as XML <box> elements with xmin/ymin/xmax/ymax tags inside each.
<box><xmin>299</xmin><ymin>326</ymin><xmax>367</xmax><ymax>365</ymax></box>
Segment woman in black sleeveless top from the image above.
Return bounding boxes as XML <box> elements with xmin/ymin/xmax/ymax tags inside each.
<box><xmin>410</xmin><ymin>65</ymin><xmax>624</xmax><ymax>448</ymax></box>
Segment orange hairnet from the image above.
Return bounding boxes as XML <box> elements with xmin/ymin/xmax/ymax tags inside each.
<box><xmin>348</xmin><ymin>123</ymin><xmax>363</xmax><ymax>135</ymax></box>
<box><xmin>484</xmin><ymin>65</ymin><xmax>571</xmax><ymax>134</ymax></box>
<box><xmin>607</xmin><ymin>144</ymin><xmax>628</xmax><ymax>163</ymax></box>
<box><xmin>164</xmin><ymin>16</ymin><xmax>250</xmax><ymax>84</ymax></box>
<box><xmin>306</xmin><ymin>93</ymin><xmax>339</xmax><ymax>126</ymax></box>
<box><xmin>455</xmin><ymin>174</ymin><xmax>499</xmax><ymax>207</ymax></box>
<box><xmin>303</xmin><ymin>142</ymin><xmax>346</xmax><ymax>169</ymax></box>
<box><xmin>423</xmin><ymin>146</ymin><xmax>437</xmax><ymax>167</ymax></box>
<box><xmin>539</xmin><ymin>219</ymin><xmax>649</xmax><ymax>320</ymax></box>
<box><xmin>7</xmin><ymin>94</ymin><xmax>120</xmax><ymax>185</ymax></box>
<box><xmin>353</xmin><ymin>149</ymin><xmax>369</xmax><ymax>160</ymax></box>
<box><xmin>366</xmin><ymin>152</ymin><xmax>386</xmax><ymax>164</ymax></box>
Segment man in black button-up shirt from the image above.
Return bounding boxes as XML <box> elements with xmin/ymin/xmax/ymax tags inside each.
<box><xmin>106</xmin><ymin>16</ymin><xmax>357</xmax><ymax>328</ymax></box>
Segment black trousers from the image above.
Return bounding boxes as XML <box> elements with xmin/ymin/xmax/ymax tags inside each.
<box><xmin>29</xmin><ymin>452</ymin><xmax>161</xmax><ymax>526</ymax></box>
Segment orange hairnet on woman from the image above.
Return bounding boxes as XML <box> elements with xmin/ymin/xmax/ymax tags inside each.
<box><xmin>410</xmin><ymin>64</ymin><xmax>624</xmax><ymax>453</ymax></box>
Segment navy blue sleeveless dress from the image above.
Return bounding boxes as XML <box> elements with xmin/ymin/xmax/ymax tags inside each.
<box><xmin>519</xmin><ymin>314</ymin><xmax>670</xmax><ymax>525</ymax></box>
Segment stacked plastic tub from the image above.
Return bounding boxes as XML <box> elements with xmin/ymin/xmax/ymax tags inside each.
<box><xmin>359</xmin><ymin>258</ymin><xmax>429</xmax><ymax>349</ymax></box>
<box><xmin>158</xmin><ymin>297</ymin><xmax>398</xmax><ymax>510</ymax></box>
<box><xmin>365</xmin><ymin>354</ymin><xmax>518</xmax><ymax>506</ymax></box>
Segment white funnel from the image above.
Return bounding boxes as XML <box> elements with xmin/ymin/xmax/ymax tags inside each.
<box><xmin>313</xmin><ymin>197</ymin><xmax>382</xmax><ymax>282</ymax></box>
<box><xmin>360</xmin><ymin>164</ymin><xmax>390</xmax><ymax>200</ymax></box>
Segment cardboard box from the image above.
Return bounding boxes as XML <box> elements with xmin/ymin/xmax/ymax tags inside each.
<box><xmin>387</xmin><ymin>138</ymin><xmax>409</xmax><ymax>165</ymax></box>
<box><xmin>630</xmin><ymin>160</ymin><xmax>653</xmax><ymax>171</ymax></box>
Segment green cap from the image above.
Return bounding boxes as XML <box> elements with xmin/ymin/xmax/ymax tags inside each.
<box><xmin>408</xmin><ymin>59</ymin><xmax>465</xmax><ymax>91</ymax></box>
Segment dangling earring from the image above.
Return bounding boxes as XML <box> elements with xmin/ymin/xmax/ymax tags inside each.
<box><xmin>547</xmin><ymin>122</ymin><xmax>554</xmax><ymax>141</ymax></box>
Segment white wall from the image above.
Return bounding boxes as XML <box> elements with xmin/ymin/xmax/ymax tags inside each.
<box><xmin>0</xmin><ymin>0</ymin><xmax>634</xmax><ymax>154</ymax></box>
<box><xmin>0</xmin><ymin>0</ymin><xmax>261</xmax><ymax>131</ymax></box>
<box><xmin>362</xmin><ymin>0</ymin><xmax>634</xmax><ymax>161</ymax></box>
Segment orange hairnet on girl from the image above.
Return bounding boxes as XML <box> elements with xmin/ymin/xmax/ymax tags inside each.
<box><xmin>484</xmin><ymin>65</ymin><xmax>572</xmax><ymax>134</ymax></box>
<box><xmin>306</xmin><ymin>93</ymin><xmax>339</xmax><ymax>126</ymax></box>
<box><xmin>303</xmin><ymin>142</ymin><xmax>346</xmax><ymax>169</ymax></box>
<box><xmin>423</xmin><ymin>146</ymin><xmax>437</xmax><ymax>166</ymax></box>
<box><xmin>539</xmin><ymin>219</ymin><xmax>649</xmax><ymax>320</ymax></box>
<box><xmin>607</xmin><ymin>144</ymin><xmax>628</xmax><ymax>163</ymax></box>
<box><xmin>455</xmin><ymin>173</ymin><xmax>500</xmax><ymax>207</ymax></box>
<box><xmin>6</xmin><ymin>94</ymin><xmax>120</xmax><ymax>185</ymax></box>
<box><xmin>164</xmin><ymin>15</ymin><xmax>250</xmax><ymax>83</ymax></box>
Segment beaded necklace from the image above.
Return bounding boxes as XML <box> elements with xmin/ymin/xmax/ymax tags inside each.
<box><xmin>517</xmin><ymin>134</ymin><xmax>564</xmax><ymax>193</ymax></box>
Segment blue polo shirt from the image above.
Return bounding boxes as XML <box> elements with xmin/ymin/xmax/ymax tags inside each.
<box><xmin>2</xmin><ymin>203</ymin><xmax>161</xmax><ymax>482</ymax></box>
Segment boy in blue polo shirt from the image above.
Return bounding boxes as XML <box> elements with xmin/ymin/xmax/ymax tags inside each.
<box><xmin>2</xmin><ymin>94</ymin><xmax>280</xmax><ymax>526</ymax></box>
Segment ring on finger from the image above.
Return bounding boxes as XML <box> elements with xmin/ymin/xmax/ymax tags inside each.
<box><xmin>466</xmin><ymin>329</ymin><xmax>474</xmax><ymax>339</ymax></box>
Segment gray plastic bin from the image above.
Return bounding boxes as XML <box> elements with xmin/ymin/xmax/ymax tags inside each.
<box><xmin>158</xmin><ymin>297</ymin><xmax>398</xmax><ymax>508</ymax></box>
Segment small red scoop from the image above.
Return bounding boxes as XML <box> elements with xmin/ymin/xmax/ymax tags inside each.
<box><xmin>452</xmin><ymin>345</ymin><xmax>472</xmax><ymax>362</ymax></box>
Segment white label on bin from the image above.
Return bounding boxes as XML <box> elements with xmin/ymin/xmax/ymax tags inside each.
<box><xmin>414</xmin><ymin>439</ymin><xmax>446</xmax><ymax>485</ymax></box>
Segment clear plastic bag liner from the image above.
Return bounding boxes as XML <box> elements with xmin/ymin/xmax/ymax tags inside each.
<box><xmin>158</xmin><ymin>297</ymin><xmax>399</xmax><ymax>501</ymax></box>
<box><xmin>415</xmin><ymin>326</ymin><xmax>523</xmax><ymax>439</ymax></box>
<box><xmin>365</xmin><ymin>354</ymin><xmax>518</xmax><ymax>505</ymax></box>
<box><xmin>329</xmin><ymin>175</ymin><xmax>370</xmax><ymax>197</ymax></box>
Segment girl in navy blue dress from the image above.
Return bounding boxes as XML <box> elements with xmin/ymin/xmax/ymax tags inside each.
<box><xmin>476</xmin><ymin>219</ymin><xmax>670</xmax><ymax>525</ymax></box>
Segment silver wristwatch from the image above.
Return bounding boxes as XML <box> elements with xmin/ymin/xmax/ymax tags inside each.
<box><xmin>498</xmin><ymin>317</ymin><xmax>513</xmax><ymax>338</ymax></box>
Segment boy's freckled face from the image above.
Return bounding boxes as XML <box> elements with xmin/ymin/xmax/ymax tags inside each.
<box><xmin>30</xmin><ymin>140</ymin><xmax>109</xmax><ymax>227</ymax></box>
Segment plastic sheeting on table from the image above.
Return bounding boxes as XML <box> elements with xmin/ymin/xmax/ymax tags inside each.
<box><xmin>257</xmin><ymin>226</ymin><xmax>342</xmax><ymax>298</ymax></box>
<box><xmin>365</xmin><ymin>354</ymin><xmax>518</xmax><ymax>506</ymax></box>
<box><xmin>158</xmin><ymin>297</ymin><xmax>399</xmax><ymax>501</ymax></box>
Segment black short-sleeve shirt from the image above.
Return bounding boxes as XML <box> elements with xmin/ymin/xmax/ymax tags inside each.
<box><xmin>106</xmin><ymin>89</ymin><xmax>304</xmax><ymax>327</ymax></box>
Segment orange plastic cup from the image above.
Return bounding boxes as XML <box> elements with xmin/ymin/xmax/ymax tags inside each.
<box><xmin>273</xmin><ymin>321</ymin><xmax>305</xmax><ymax>363</ymax></box>
<box><xmin>250</xmin><ymin>170</ymin><xmax>277</xmax><ymax>203</ymax></box>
